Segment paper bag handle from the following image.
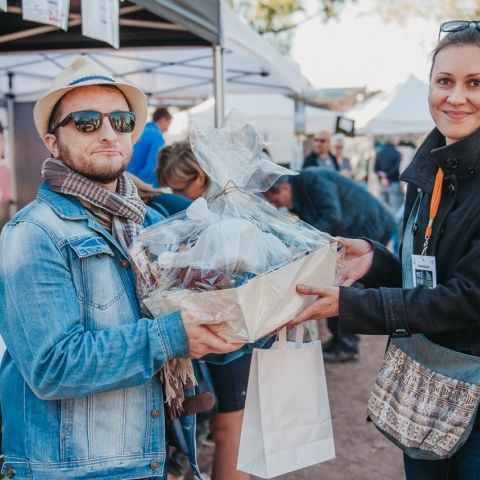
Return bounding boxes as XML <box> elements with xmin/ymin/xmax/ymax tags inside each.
<box><xmin>277</xmin><ymin>325</ymin><xmax>305</xmax><ymax>349</ymax></box>
<box><xmin>278</xmin><ymin>327</ymin><xmax>287</xmax><ymax>346</ymax></box>
<box><xmin>295</xmin><ymin>324</ymin><xmax>305</xmax><ymax>344</ymax></box>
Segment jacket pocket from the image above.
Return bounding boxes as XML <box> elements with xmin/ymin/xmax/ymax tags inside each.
<box><xmin>59</xmin><ymin>387</ymin><xmax>151</xmax><ymax>462</ymax></box>
<box><xmin>67</xmin><ymin>236</ymin><xmax>125</xmax><ymax>311</ymax></box>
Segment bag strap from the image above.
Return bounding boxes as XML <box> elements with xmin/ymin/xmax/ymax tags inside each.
<box><xmin>278</xmin><ymin>327</ymin><xmax>287</xmax><ymax>346</ymax></box>
<box><xmin>295</xmin><ymin>325</ymin><xmax>305</xmax><ymax>344</ymax></box>
<box><xmin>277</xmin><ymin>325</ymin><xmax>305</xmax><ymax>349</ymax></box>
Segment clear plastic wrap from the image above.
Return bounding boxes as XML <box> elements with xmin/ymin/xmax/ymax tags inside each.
<box><xmin>130</xmin><ymin>120</ymin><xmax>337</xmax><ymax>342</ymax></box>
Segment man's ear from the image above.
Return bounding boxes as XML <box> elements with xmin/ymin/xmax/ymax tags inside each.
<box><xmin>43</xmin><ymin>133</ymin><xmax>60</xmax><ymax>158</ymax></box>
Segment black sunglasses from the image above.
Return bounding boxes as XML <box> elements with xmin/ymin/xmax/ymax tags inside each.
<box><xmin>50</xmin><ymin>110</ymin><xmax>136</xmax><ymax>134</ymax></box>
<box><xmin>438</xmin><ymin>20</ymin><xmax>480</xmax><ymax>40</ymax></box>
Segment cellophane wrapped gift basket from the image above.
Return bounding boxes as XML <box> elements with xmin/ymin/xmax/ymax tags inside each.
<box><xmin>130</xmin><ymin>120</ymin><xmax>337</xmax><ymax>344</ymax></box>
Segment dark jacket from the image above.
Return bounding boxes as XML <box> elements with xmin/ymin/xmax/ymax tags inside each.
<box><xmin>290</xmin><ymin>167</ymin><xmax>395</xmax><ymax>244</ymax></box>
<box><xmin>303</xmin><ymin>152</ymin><xmax>340</xmax><ymax>171</ymax></box>
<box><xmin>374</xmin><ymin>143</ymin><xmax>401</xmax><ymax>182</ymax></box>
<box><xmin>340</xmin><ymin>128</ymin><xmax>480</xmax><ymax>356</ymax></box>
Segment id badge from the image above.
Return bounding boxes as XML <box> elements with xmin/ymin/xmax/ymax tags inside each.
<box><xmin>411</xmin><ymin>255</ymin><xmax>437</xmax><ymax>288</ymax></box>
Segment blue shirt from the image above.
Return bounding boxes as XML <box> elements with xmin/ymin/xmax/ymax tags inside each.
<box><xmin>128</xmin><ymin>122</ymin><xmax>165</xmax><ymax>186</ymax></box>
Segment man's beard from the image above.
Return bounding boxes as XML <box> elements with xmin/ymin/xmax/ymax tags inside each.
<box><xmin>58</xmin><ymin>144</ymin><xmax>127</xmax><ymax>185</ymax></box>
<box><xmin>79</xmin><ymin>168</ymin><xmax>126</xmax><ymax>184</ymax></box>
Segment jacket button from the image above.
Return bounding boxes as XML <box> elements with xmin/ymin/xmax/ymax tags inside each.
<box><xmin>119</xmin><ymin>259</ymin><xmax>130</xmax><ymax>269</ymax></box>
<box><xmin>469</xmin><ymin>168</ymin><xmax>476</xmax><ymax>175</ymax></box>
<box><xmin>150</xmin><ymin>461</ymin><xmax>161</xmax><ymax>470</ymax></box>
<box><xmin>151</xmin><ymin>408</ymin><xmax>161</xmax><ymax>418</ymax></box>
<box><xmin>412</xmin><ymin>223</ymin><xmax>419</xmax><ymax>233</ymax></box>
<box><xmin>6</xmin><ymin>466</ymin><xmax>15</xmax><ymax>477</ymax></box>
<box><xmin>446</xmin><ymin>157</ymin><xmax>459</xmax><ymax>168</ymax></box>
<box><xmin>448</xmin><ymin>183</ymin><xmax>456</xmax><ymax>196</ymax></box>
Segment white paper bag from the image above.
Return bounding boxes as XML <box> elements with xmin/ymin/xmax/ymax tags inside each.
<box><xmin>237</xmin><ymin>327</ymin><xmax>335</xmax><ymax>478</ymax></box>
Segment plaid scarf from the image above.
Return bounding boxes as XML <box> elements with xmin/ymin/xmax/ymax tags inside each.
<box><xmin>41</xmin><ymin>158</ymin><xmax>145</xmax><ymax>251</ymax></box>
<box><xmin>41</xmin><ymin>158</ymin><xmax>195</xmax><ymax>418</ymax></box>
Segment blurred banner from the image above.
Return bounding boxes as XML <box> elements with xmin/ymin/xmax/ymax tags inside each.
<box><xmin>81</xmin><ymin>0</ymin><xmax>119</xmax><ymax>49</ymax></box>
<box><xmin>22</xmin><ymin>0</ymin><xmax>70</xmax><ymax>30</ymax></box>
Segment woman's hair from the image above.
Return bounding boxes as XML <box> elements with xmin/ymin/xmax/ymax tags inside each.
<box><xmin>430</xmin><ymin>27</ymin><xmax>480</xmax><ymax>78</ymax></box>
<box><xmin>156</xmin><ymin>141</ymin><xmax>209</xmax><ymax>188</ymax></box>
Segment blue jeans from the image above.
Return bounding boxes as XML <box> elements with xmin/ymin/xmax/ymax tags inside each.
<box><xmin>380</xmin><ymin>181</ymin><xmax>404</xmax><ymax>214</ymax></box>
<box><xmin>327</xmin><ymin>316</ymin><xmax>359</xmax><ymax>353</ymax></box>
<box><xmin>404</xmin><ymin>429</ymin><xmax>480</xmax><ymax>479</ymax></box>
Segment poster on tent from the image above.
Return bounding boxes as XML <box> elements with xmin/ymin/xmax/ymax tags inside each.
<box><xmin>22</xmin><ymin>0</ymin><xmax>70</xmax><ymax>30</ymax></box>
<box><xmin>81</xmin><ymin>0</ymin><xmax>119</xmax><ymax>49</ymax></box>
<box><xmin>0</xmin><ymin>1</ymin><xmax>7</xmax><ymax>13</ymax></box>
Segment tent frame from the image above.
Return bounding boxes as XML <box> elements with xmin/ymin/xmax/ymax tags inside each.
<box><xmin>0</xmin><ymin>0</ymin><xmax>305</xmax><ymax>211</ymax></box>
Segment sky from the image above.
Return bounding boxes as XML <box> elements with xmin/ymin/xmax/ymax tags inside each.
<box><xmin>291</xmin><ymin>0</ymin><xmax>439</xmax><ymax>91</ymax></box>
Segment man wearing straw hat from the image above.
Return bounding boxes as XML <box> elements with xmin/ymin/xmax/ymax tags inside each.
<box><xmin>0</xmin><ymin>57</ymin><xmax>235</xmax><ymax>480</ymax></box>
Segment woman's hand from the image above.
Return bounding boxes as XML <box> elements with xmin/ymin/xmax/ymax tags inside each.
<box><xmin>289</xmin><ymin>285</ymin><xmax>340</xmax><ymax>326</ymax></box>
<box><xmin>337</xmin><ymin>238</ymin><xmax>374</xmax><ymax>286</ymax></box>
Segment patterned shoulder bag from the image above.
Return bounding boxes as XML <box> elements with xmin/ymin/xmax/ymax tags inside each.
<box><xmin>367</xmin><ymin>180</ymin><xmax>480</xmax><ymax>459</ymax></box>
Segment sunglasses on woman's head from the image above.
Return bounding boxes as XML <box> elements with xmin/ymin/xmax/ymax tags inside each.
<box><xmin>49</xmin><ymin>110</ymin><xmax>136</xmax><ymax>134</ymax></box>
<box><xmin>438</xmin><ymin>20</ymin><xmax>480</xmax><ymax>40</ymax></box>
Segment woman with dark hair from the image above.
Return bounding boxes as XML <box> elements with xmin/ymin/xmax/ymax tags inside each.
<box><xmin>292</xmin><ymin>23</ymin><xmax>480</xmax><ymax>479</ymax></box>
<box><xmin>157</xmin><ymin>141</ymin><xmax>261</xmax><ymax>480</ymax></box>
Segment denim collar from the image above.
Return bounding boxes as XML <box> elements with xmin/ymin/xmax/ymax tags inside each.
<box><xmin>37</xmin><ymin>183</ymin><xmax>128</xmax><ymax>256</ymax></box>
<box><xmin>38</xmin><ymin>182</ymin><xmax>90</xmax><ymax>220</ymax></box>
<box><xmin>401</xmin><ymin>127</ymin><xmax>480</xmax><ymax>193</ymax></box>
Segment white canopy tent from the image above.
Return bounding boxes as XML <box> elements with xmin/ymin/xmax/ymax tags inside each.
<box><xmin>0</xmin><ymin>0</ymin><xmax>308</xmax><ymax>209</ymax></box>
<box><xmin>0</xmin><ymin>1</ymin><xmax>306</xmax><ymax>105</ymax></box>
<box><xmin>166</xmin><ymin>94</ymin><xmax>340</xmax><ymax>167</ymax></box>
<box><xmin>0</xmin><ymin>46</ymin><xmax>304</xmax><ymax>101</ymax></box>
<box><xmin>346</xmin><ymin>75</ymin><xmax>433</xmax><ymax>136</ymax></box>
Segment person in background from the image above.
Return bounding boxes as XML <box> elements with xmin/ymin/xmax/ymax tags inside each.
<box><xmin>264</xmin><ymin>167</ymin><xmax>395</xmax><ymax>363</ymax></box>
<box><xmin>158</xmin><ymin>143</ymin><xmax>211</xmax><ymax>199</ymax></box>
<box><xmin>374</xmin><ymin>137</ymin><xmax>404</xmax><ymax>213</ymax></box>
<box><xmin>303</xmin><ymin>130</ymin><xmax>340</xmax><ymax>171</ymax></box>
<box><xmin>128</xmin><ymin>106</ymin><xmax>172</xmax><ymax>186</ymax></box>
<box><xmin>127</xmin><ymin>172</ymin><xmax>212</xmax><ymax>480</ymax></box>
<box><xmin>332</xmin><ymin>133</ymin><xmax>354</xmax><ymax>178</ymax></box>
<box><xmin>128</xmin><ymin>173</ymin><xmax>191</xmax><ymax>218</ymax></box>
<box><xmin>158</xmin><ymin>142</ymin><xmax>269</xmax><ymax>480</ymax></box>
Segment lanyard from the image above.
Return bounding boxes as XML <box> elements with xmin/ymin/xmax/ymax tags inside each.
<box><xmin>421</xmin><ymin>168</ymin><xmax>444</xmax><ymax>256</ymax></box>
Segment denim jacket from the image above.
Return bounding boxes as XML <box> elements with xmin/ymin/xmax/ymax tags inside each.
<box><xmin>0</xmin><ymin>183</ymin><xmax>200</xmax><ymax>480</ymax></box>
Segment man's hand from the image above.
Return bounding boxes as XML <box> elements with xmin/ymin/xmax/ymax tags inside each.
<box><xmin>337</xmin><ymin>238</ymin><xmax>374</xmax><ymax>286</ymax></box>
<box><xmin>181</xmin><ymin>312</ymin><xmax>240</xmax><ymax>358</ymax></box>
<box><xmin>289</xmin><ymin>285</ymin><xmax>340</xmax><ymax>326</ymax></box>
<box><xmin>380</xmin><ymin>177</ymin><xmax>390</xmax><ymax>188</ymax></box>
<box><xmin>378</xmin><ymin>171</ymin><xmax>389</xmax><ymax>188</ymax></box>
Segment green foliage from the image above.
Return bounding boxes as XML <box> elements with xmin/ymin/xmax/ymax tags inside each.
<box><xmin>232</xmin><ymin>0</ymin><xmax>355</xmax><ymax>53</ymax></box>
<box><xmin>371</xmin><ymin>0</ymin><xmax>480</xmax><ymax>23</ymax></box>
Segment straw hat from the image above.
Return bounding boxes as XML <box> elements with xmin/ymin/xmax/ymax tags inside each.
<box><xmin>33</xmin><ymin>56</ymin><xmax>148</xmax><ymax>142</ymax></box>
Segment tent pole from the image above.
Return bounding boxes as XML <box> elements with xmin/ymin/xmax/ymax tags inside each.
<box><xmin>213</xmin><ymin>45</ymin><xmax>225</xmax><ymax>128</ymax></box>
<box><xmin>5</xmin><ymin>73</ymin><xmax>18</xmax><ymax>215</ymax></box>
<box><xmin>293</xmin><ymin>98</ymin><xmax>306</xmax><ymax>170</ymax></box>
<box><xmin>294</xmin><ymin>98</ymin><xmax>306</xmax><ymax>136</ymax></box>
